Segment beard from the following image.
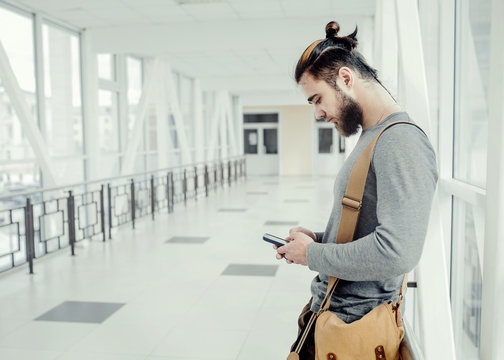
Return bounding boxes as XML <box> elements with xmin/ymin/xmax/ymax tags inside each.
<box><xmin>334</xmin><ymin>91</ymin><xmax>363</xmax><ymax>137</ymax></box>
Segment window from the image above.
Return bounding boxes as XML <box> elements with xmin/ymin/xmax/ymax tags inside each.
<box><xmin>450</xmin><ymin>0</ymin><xmax>491</xmax><ymax>357</ymax></box>
<box><xmin>126</xmin><ymin>56</ymin><xmax>142</xmax><ymax>137</ymax></box>
<box><xmin>98</xmin><ymin>53</ymin><xmax>115</xmax><ymax>81</ymax></box>
<box><xmin>0</xmin><ymin>5</ymin><xmax>39</xmax><ymax>191</ymax></box>
<box><xmin>42</xmin><ymin>22</ymin><xmax>84</xmax><ymax>183</ymax></box>
<box><xmin>451</xmin><ymin>197</ymin><xmax>484</xmax><ymax>359</ymax></box>
<box><xmin>453</xmin><ymin>0</ymin><xmax>491</xmax><ymax>188</ymax></box>
<box><xmin>244</xmin><ymin>113</ymin><xmax>278</xmax><ymax>123</ymax></box>
<box><xmin>318</xmin><ymin>128</ymin><xmax>333</xmax><ymax>153</ymax></box>
<box><xmin>263</xmin><ymin>128</ymin><xmax>278</xmax><ymax>154</ymax></box>
<box><xmin>98</xmin><ymin>90</ymin><xmax>119</xmax><ymax>153</ymax></box>
<box><xmin>244</xmin><ymin>129</ymin><xmax>258</xmax><ymax>154</ymax></box>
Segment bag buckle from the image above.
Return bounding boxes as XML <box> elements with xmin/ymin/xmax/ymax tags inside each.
<box><xmin>342</xmin><ymin>196</ymin><xmax>362</xmax><ymax>210</ymax></box>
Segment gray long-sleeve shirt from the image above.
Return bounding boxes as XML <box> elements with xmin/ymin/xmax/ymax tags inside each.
<box><xmin>306</xmin><ymin>112</ymin><xmax>438</xmax><ymax>323</ymax></box>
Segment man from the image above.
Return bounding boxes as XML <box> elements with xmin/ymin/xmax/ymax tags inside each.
<box><xmin>274</xmin><ymin>22</ymin><xmax>438</xmax><ymax>358</ymax></box>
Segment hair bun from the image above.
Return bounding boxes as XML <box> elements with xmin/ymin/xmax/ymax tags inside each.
<box><xmin>325</xmin><ymin>21</ymin><xmax>340</xmax><ymax>38</ymax></box>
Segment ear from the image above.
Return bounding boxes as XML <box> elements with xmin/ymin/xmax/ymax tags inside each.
<box><xmin>337</xmin><ymin>67</ymin><xmax>354</xmax><ymax>89</ymax></box>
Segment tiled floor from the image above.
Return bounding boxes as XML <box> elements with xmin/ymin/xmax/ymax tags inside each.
<box><xmin>0</xmin><ymin>176</ymin><xmax>334</xmax><ymax>360</ymax></box>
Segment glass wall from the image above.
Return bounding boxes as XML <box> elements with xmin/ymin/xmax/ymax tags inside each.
<box><xmin>451</xmin><ymin>197</ymin><xmax>485</xmax><ymax>359</ymax></box>
<box><xmin>453</xmin><ymin>0</ymin><xmax>491</xmax><ymax>189</ymax></box>
<box><xmin>0</xmin><ymin>5</ymin><xmax>39</xmax><ymax>192</ymax></box>
<box><xmin>42</xmin><ymin>22</ymin><xmax>84</xmax><ymax>184</ymax></box>
<box><xmin>450</xmin><ymin>0</ymin><xmax>491</xmax><ymax>358</ymax></box>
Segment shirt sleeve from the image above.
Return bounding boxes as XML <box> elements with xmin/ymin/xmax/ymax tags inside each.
<box><xmin>306</xmin><ymin>125</ymin><xmax>439</xmax><ymax>281</ymax></box>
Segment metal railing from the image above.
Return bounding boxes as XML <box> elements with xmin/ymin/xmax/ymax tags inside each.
<box><xmin>0</xmin><ymin>156</ymin><xmax>246</xmax><ymax>275</ymax></box>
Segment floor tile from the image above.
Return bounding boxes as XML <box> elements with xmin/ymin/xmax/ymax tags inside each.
<box><xmin>36</xmin><ymin>301</ymin><xmax>125</xmax><ymax>324</ymax></box>
<box><xmin>264</xmin><ymin>220</ymin><xmax>299</xmax><ymax>226</ymax></box>
<box><xmin>57</xmin><ymin>352</ymin><xmax>145</xmax><ymax>360</ymax></box>
<box><xmin>165</xmin><ymin>236</ymin><xmax>209</xmax><ymax>244</ymax></box>
<box><xmin>221</xmin><ymin>264</ymin><xmax>279</xmax><ymax>277</ymax></box>
<box><xmin>284</xmin><ymin>199</ymin><xmax>310</xmax><ymax>203</ymax></box>
<box><xmin>0</xmin><ymin>321</ymin><xmax>97</xmax><ymax>352</ymax></box>
<box><xmin>0</xmin><ymin>348</ymin><xmax>60</xmax><ymax>360</ymax></box>
<box><xmin>218</xmin><ymin>208</ymin><xmax>247</xmax><ymax>212</ymax></box>
<box><xmin>152</xmin><ymin>328</ymin><xmax>249</xmax><ymax>359</ymax></box>
<box><xmin>67</xmin><ymin>320</ymin><xmax>171</xmax><ymax>356</ymax></box>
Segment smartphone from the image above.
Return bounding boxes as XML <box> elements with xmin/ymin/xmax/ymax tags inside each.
<box><xmin>263</xmin><ymin>233</ymin><xmax>288</xmax><ymax>247</ymax></box>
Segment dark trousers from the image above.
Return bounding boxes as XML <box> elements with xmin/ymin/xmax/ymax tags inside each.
<box><xmin>290</xmin><ymin>299</ymin><xmax>316</xmax><ymax>360</ymax></box>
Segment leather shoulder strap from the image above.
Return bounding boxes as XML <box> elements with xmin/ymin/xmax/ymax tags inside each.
<box><xmin>319</xmin><ymin>121</ymin><xmax>423</xmax><ymax>313</ymax></box>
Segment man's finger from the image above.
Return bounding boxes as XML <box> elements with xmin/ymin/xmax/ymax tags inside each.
<box><xmin>289</xmin><ymin>227</ymin><xmax>300</xmax><ymax>236</ymax></box>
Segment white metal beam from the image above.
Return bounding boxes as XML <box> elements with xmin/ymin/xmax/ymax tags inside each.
<box><xmin>480</xmin><ymin>0</ymin><xmax>504</xmax><ymax>357</ymax></box>
<box><xmin>234</xmin><ymin>95</ymin><xmax>244</xmax><ymax>156</ymax></box>
<box><xmin>395</xmin><ymin>0</ymin><xmax>456</xmax><ymax>358</ymax></box>
<box><xmin>121</xmin><ymin>58</ymin><xmax>158</xmax><ymax>175</ymax></box>
<box><xmin>0</xmin><ymin>39</ymin><xmax>57</xmax><ymax>187</ymax></box>
<box><xmin>219</xmin><ymin>91</ymin><xmax>228</xmax><ymax>159</ymax></box>
<box><xmin>164</xmin><ymin>62</ymin><xmax>192</xmax><ymax>165</ymax></box>
<box><xmin>81</xmin><ymin>30</ymin><xmax>100</xmax><ymax>181</ymax></box>
<box><xmin>155</xmin><ymin>63</ymin><xmax>175</xmax><ymax>168</ymax></box>
<box><xmin>206</xmin><ymin>91</ymin><xmax>223</xmax><ymax>162</ymax></box>
<box><xmin>193</xmin><ymin>79</ymin><xmax>204</xmax><ymax>163</ymax></box>
<box><xmin>224</xmin><ymin>92</ymin><xmax>237</xmax><ymax>156</ymax></box>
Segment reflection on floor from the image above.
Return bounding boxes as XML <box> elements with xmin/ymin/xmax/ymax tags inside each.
<box><xmin>0</xmin><ymin>176</ymin><xmax>334</xmax><ymax>360</ymax></box>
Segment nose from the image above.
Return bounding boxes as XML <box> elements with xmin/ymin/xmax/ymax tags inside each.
<box><xmin>314</xmin><ymin>106</ymin><xmax>326</xmax><ymax>121</ymax></box>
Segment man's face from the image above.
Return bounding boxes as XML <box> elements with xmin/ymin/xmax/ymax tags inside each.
<box><xmin>299</xmin><ymin>72</ymin><xmax>363</xmax><ymax>137</ymax></box>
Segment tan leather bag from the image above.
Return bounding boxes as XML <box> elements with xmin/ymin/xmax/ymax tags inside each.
<box><xmin>288</xmin><ymin>122</ymin><xmax>421</xmax><ymax>360</ymax></box>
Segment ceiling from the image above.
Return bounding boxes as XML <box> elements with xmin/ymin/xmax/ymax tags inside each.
<box><xmin>12</xmin><ymin>0</ymin><xmax>377</xmax><ymax>105</ymax></box>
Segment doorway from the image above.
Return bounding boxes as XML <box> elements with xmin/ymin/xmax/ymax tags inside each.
<box><xmin>243</xmin><ymin>113</ymin><xmax>279</xmax><ymax>176</ymax></box>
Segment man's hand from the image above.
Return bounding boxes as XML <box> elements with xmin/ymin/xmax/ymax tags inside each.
<box><xmin>274</xmin><ymin>231</ymin><xmax>314</xmax><ymax>266</ymax></box>
<box><xmin>289</xmin><ymin>226</ymin><xmax>317</xmax><ymax>242</ymax></box>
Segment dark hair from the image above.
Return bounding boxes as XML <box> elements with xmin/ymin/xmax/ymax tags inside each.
<box><xmin>295</xmin><ymin>21</ymin><xmax>380</xmax><ymax>87</ymax></box>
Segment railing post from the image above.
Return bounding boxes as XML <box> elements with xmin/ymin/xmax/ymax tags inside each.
<box><xmin>24</xmin><ymin>198</ymin><xmax>34</xmax><ymax>274</ymax></box>
<box><xmin>107</xmin><ymin>183</ymin><xmax>112</xmax><ymax>239</ymax></box>
<box><xmin>67</xmin><ymin>191</ymin><xmax>76</xmax><ymax>256</ymax></box>
<box><xmin>243</xmin><ymin>158</ymin><xmax>247</xmax><ymax>178</ymax></box>
<box><xmin>165</xmin><ymin>173</ymin><xmax>170</xmax><ymax>213</ymax></box>
<box><xmin>234</xmin><ymin>160</ymin><xmax>238</xmax><ymax>182</ymax></box>
<box><xmin>221</xmin><ymin>163</ymin><xmax>224</xmax><ymax>188</ymax></box>
<box><xmin>228</xmin><ymin>161</ymin><xmax>231</xmax><ymax>186</ymax></box>
<box><xmin>194</xmin><ymin>166</ymin><xmax>198</xmax><ymax>201</ymax></box>
<box><xmin>130</xmin><ymin>179</ymin><xmax>136</xmax><ymax>229</ymax></box>
<box><xmin>214</xmin><ymin>166</ymin><xmax>217</xmax><ymax>192</ymax></box>
<box><xmin>150</xmin><ymin>175</ymin><xmax>155</xmax><ymax>221</ymax></box>
<box><xmin>183</xmin><ymin>170</ymin><xmax>187</xmax><ymax>204</ymax></box>
<box><xmin>100</xmin><ymin>185</ymin><xmax>106</xmax><ymax>242</ymax></box>
<box><xmin>169</xmin><ymin>172</ymin><xmax>174</xmax><ymax>212</ymax></box>
<box><xmin>204</xmin><ymin>165</ymin><xmax>209</xmax><ymax>197</ymax></box>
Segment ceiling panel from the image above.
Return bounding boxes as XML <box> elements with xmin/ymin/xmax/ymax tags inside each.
<box><xmin>280</xmin><ymin>0</ymin><xmax>334</xmax><ymax>18</ymax></box>
<box><xmin>50</xmin><ymin>10</ymin><xmax>111</xmax><ymax>28</ymax></box>
<box><xmin>87</xmin><ymin>6</ymin><xmax>151</xmax><ymax>26</ymax></box>
<box><xmin>230</xmin><ymin>2</ymin><xmax>284</xmax><ymax>19</ymax></box>
<box><xmin>180</xmin><ymin>2</ymin><xmax>239</xmax><ymax>20</ymax></box>
<box><xmin>130</xmin><ymin>6</ymin><xmax>192</xmax><ymax>23</ymax></box>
